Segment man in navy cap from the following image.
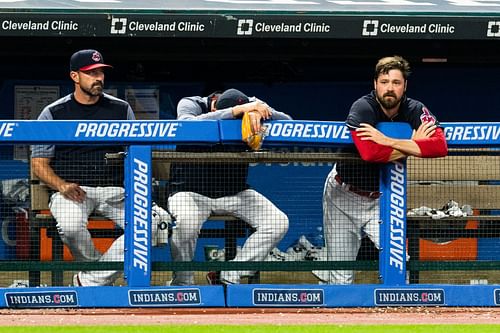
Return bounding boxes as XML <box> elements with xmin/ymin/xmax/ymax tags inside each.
<box><xmin>31</xmin><ymin>49</ymin><xmax>169</xmax><ymax>286</ymax></box>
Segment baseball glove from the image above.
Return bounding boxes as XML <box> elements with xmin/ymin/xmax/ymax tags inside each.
<box><xmin>241</xmin><ymin>112</ymin><xmax>266</xmax><ymax>150</ymax></box>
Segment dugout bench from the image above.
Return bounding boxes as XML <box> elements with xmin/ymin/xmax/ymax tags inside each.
<box><xmin>406</xmin><ymin>150</ymin><xmax>500</xmax><ymax>283</ymax></box>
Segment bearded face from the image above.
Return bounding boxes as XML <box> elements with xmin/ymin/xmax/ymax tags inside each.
<box><xmin>376</xmin><ymin>90</ymin><xmax>401</xmax><ymax>110</ymax></box>
<box><xmin>76</xmin><ymin>68</ymin><xmax>105</xmax><ymax>97</ymax></box>
<box><xmin>374</xmin><ymin>69</ymin><xmax>406</xmax><ymax>112</ymax></box>
<box><xmin>80</xmin><ymin>80</ymin><xmax>103</xmax><ymax>97</ymax></box>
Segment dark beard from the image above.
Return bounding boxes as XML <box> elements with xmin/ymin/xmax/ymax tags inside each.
<box><xmin>377</xmin><ymin>93</ymin><xmax>401</xmax><ymax>110</ymax></box>
<box><xmin>81</xmin><ymin>83</ymin><xmax>103</xmax><ymax>97</ymax></box>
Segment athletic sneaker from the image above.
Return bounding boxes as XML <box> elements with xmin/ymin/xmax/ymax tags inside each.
<box><xmin>8</xmin><ymin>280</ymin><xmax>29</xmax><ymax>288</ymax></box>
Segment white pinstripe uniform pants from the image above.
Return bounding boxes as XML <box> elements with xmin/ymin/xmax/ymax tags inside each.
<box><xmin>314</xmin><ymin>166</ymin><xmax>380</xmax><ymax>285</ymax></box>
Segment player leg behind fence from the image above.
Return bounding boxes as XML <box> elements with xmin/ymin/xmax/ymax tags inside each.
<box><xmin>315</xmin><ymin>169</ymin><xmax>379</xmax><ymax>284</ymax></box>
<box><xmin>215</xmin><ymin>189</ymin><xmax>288</xmax><ymax>284</ymax></box>
<box><xmin>54</xmin><ymin>187</ymin><xmax>171</xmax><ymax>286</ymax></box>
<box><xmin>169</xmin><ymin>191</ymin><xmax>213</xmax><ymax>286</ymax></box>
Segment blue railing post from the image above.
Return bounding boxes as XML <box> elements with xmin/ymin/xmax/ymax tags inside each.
<box><xmin>124</xmin><ymin>145</ymin><xmax>152</xmax><ymax>287</ymax></box>
<box><xmin>379</xmin><ymin>160</ymin><xmax>407</xmax><ymax>285</ymax></box>
<box><xmin>377</xmin><ymin>123</ymin><xmax>412</xmax><ymax>285</ymax></box>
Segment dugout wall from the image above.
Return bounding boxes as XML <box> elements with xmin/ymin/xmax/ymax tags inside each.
<box><xmin>0</xmin><ymin>120</ymin><xmax>499</xmax><ymax>308</ymax></box>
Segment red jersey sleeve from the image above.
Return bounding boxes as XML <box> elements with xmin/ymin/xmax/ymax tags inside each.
<box><xmin>350</xmin><ymin>130</ymin><xmax>393</xmax><ymax>163</ymax></box>
<box><xmin>414</xmin><ymin>127</ymin><xmax>448</xmax><ymax>158</ymax></box>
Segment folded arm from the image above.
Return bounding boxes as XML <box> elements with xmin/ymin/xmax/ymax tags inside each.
<box><xmin>352</xmin><ymin>122</ymin><xmax>448</xmax><ymax>163</ymax></box>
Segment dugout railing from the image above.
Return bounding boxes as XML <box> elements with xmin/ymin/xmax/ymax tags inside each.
<box><xmin>0</xmin><ymin>120</ymin><xmax>499</xmax><ymax>308</ymax></box>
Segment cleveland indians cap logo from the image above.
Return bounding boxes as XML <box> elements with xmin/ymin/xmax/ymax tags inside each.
<box><xmin>91</xmin><ymin>51</ymin><xmax>102</xmax><ymax>63</ymax></box>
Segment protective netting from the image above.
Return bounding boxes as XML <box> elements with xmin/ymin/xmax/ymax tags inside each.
<box><xmin>407</xmin><ymin>148</ymin><xmax>500</xmax><ymax>284</ymax></box>
<box><xmin>0</xmin><ymin>158</ymin><xmax>31</xmax><ymax>288</ymax></box>
<box><xmin>151</xmin><ymin>148</ymin><xmax>378</xmax><ymax>285</ymax></box>
<box><xmin>1</xmin><ymin>146</ymin><xmax>498</xmax><ymax>287</ymax></box>
<box><xmin>28</xmin><ymin>145</ymin><xmax>126</xmax><ymax>287</ymax></box>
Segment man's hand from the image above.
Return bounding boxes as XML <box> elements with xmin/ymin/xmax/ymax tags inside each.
<box><xmin>59</xmin><ymin>182</ymin><xmax>86</xmax><ymax>203</ymax></box>
<box><xmin>253</xmin><ymin>101</ymin><xmax>272</xmax><ymax>120</ymax></box>
<box><xmin>247</xmin><ymin>111</ymin><xmax>264</xmax><ymax>133</ymax></box>
<box><xmin>412</xmin><ymin>121</ymin><xmax>437</xmax><ymax>140</ymax></box>
<box><xmin>356</xmin><ymin>123</ymin><xmax>394</xmax><ymax>146</ymax></box>
<box><xmin>232</xmin><ymin>101</ymin><xmax>272</xmax><ymax>120</ymax></box>
<box><xmin>241</xmin><ymin>111</ymin><xmax>267</xmax><ymax>150</ymax></box>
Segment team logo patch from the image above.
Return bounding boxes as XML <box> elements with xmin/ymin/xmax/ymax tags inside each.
<box><xmin>5</xmin><ymin>291</ymin><xmax>78</xmax><ymax>308</ymax></box>
<box><xmin>420</xmin><ymin>107</ymin><xmax>436</xmax><ymax>123</ymax></box>
<box><xmin>252</xmin><ymin>288</ymin><xmax>324</xmax><ymax>306</ymax></box>
<box><xmin>374</xmin><ymin>289</ymin><xmax>445</xmax><ymax>306</ymax></box>
<box><xmin>129</xmin><ymin>289</ymin><xmax>201</xmax><ymax>306</ymax></box>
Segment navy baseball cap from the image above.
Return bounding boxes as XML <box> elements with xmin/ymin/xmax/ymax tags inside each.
<box><xmin>215</xmin><ymin>88</ymin><xmax>249</xmax><ymax>109</ymax></box>
<box><xmin>70</xmin><ymin>49</ymin><xmax>112</xmax><ymax>72</ymax></box>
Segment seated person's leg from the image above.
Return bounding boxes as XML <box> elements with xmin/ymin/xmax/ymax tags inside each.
<box><xmin>76</xmin><ymin>235</ymin><xmax>124</xmax><ymax>286</ymax></box>
<box><xmin>96</xmin><ymin>186</ymin><xmax>125</xmax><ymax>229</ymax></box>
<box><xmin>322</xmin><ymin>179</ymin><xmax>371</xmax><ymax>285</ymax></box>
<box><xmin>50</xmin><ymin>186</ymin><xmax>100</xmax><ymax>262</ymax></box>
<box><xmin>219</xmin><ymin>189</ymin><xmax>289</xmax><ymax>284</ymax></box>
<box><xmin>169</xmin><ymin>191</ymin><xmax>212</xmax><ymax>285</ymax></box>
<box><xmin>75</xmin><ymin>187</ymin><xmax>126</xmax><ymax>286</ymax></box>
<box><xmin>75</xmin><ymin>187</ymin><xmax>175</xmax><ymax>286</ymax></box>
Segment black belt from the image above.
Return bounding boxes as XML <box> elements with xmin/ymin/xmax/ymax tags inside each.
<box><xmin>334</xmin><ymin>175</ymin><xmax>381</xmax><ymax>199</ymax></box>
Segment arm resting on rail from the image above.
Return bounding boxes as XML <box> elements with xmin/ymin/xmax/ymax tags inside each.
<box><xmin>351</xmin><ymin>123</ymin><xmax>448</xmax><ymax>162</ymax></box>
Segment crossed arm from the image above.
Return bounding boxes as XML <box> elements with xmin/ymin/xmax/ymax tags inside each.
<box><xmin>351</xmin><ymin>122</ymin><xmax>448</xmax><ymax>162</ymax></box>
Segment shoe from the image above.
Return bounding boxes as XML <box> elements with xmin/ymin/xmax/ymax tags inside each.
<box><xmin>8</xmin><ymin>279</ymin><xmax>29</xmax><ymax>288</ymax></box>
<box><xmin>265</xmin><ymin>248</ymin><xmax>287</xmax><ymax>262</ymax></box>
<box><xmin>152</xmin><ymin>202</ymin><xmax>172</xmax><ymax>224</ymax></box>
<box><xmin>72</xmin><ymin>272</ymin><xmax>83</xmax><ymax>286</ymax></box>
<box><xmin>219</xmin><ymin>271</ymin><xmax>239</xmax><ymax>285</ymax></box>
<box><xmin>206</xmin><ymin>271</ymin><xmax>222</xmax><ymax>285</ymax></box>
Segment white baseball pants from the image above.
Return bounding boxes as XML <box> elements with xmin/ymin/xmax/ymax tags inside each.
<box><xmin>49</xmin><ymin>186</ymin><xmax>125</xmax><ymax>286</ymax></box>
<box><xmin>168</xmin><ymin>189</ymin><xmax>289</xmax><ymax>285</ymax></box>
<box><xmin>315</xmin><ymin>166</ymin><xmax>380</xmax><ymax>285</ymax></box>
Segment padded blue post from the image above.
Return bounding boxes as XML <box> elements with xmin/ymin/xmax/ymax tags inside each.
<box><xmin>124</xmin><ymin>145</ymin><xmax>152</xmax><ymax>287</ymax></box>
<box><xmin>377</xmin><ymin>122</ymin><xmax>412</xmax><ymax>286</ymax></box>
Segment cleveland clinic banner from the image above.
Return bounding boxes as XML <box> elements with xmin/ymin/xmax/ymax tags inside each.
<box><xmin>0</xmin><ymin>0</ymin><xmax>499</xmax><ymax>39</ymax></box>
